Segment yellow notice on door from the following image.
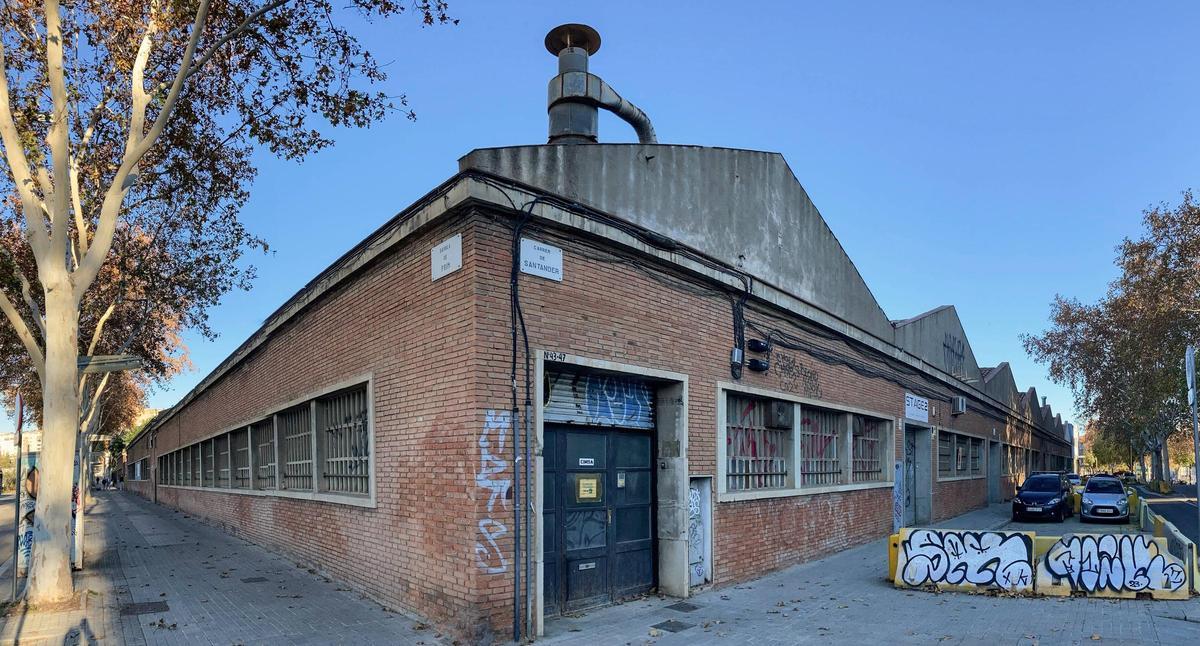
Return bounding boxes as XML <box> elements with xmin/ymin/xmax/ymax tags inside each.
<box><xmin>576</xmin><ymin>475</ymin><xmax>601</xmax><ymax>502</ymax></box>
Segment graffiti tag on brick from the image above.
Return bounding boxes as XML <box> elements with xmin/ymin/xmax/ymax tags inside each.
<box><xmin>474</xmin><ymin>410</ymin><xmax>511</xmax><ymax>574</ymax></box>
<box><xmin>775</xmin><ymin>353</ymin><xmax>821</xmax><ymax>398</ymax></box>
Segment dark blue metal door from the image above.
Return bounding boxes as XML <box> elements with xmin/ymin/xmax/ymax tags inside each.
<box><xmin>543</xmin><ymin>425</ymin><xmax>654</xmax><ymax>615</ymax></box>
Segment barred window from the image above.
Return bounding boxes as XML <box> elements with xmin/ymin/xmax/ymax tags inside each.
<box><xmin>252</xmin><ymin>418</ymin><xmax>276</xmax><ymax>489</ymax></box>
<box><xmin>231</xmin><ymin>428</ymin><xmax>251</xmax><ymax>489</ymax></box>
<box><xmin>280</xmin><ymin>404</ymin><xmax>313</xmax><ymax>491</ymax></box>
<box><xmin>852</xmin><ymin>415</ymin><xmax>886</xmax><ymax>482</ymax></box>
<box><xmin>217</xmin><ymin>434</ymin><xmax>231</xmax><ymax>487</ymax></box>
<box><xmin>970</xmin><ymin>438</ymin><xmax>983</xmax><ymax>476</ymax></box>
<box><xmin>938</xmin><ymin>433</ymin><xmax>953</xmax><ymax>477</ymax></box>
<box><xmin>939</xmin><ymin>431</ymin><xmax>985</xmax><ymax>479</ymax></box>
<box><xmin>191</xmin><ymin>444</ymin><xmax>202</xmax><ymax>485</ymax></box>
<box><xmin>801</xmin><ymin>407</ymin><xmax>842</xmax><ymax>487</ymax></box>
<box><xmin>955</xmin><ymin>435</ymin><xmax>969</xmax><ymax>474</ymax></box>
<box><xmin>155</xmin><ymin>381</ymin><xmax>373</xmax><ymax>503</ymax></box>
<box><xmin>317</xmin><ymin>385</ymin><xmax>370</xmax><ymax>495</ymax></box>
<box><xmin>725</xmin><ymin>394</ymin><xmax>790</xmax><ymax>491</ymax></box>
<box><xmin>203</xmin><ymin>438</ymin><xmax>215</xmax><ymax>487</ymax></box>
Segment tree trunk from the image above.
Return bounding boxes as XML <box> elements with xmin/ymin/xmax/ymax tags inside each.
<box><xmin>1162</xmin><ymin>442</ymin><xmax>1172</xmax><ymax>484</ymax></box>
<box><xmin>27</xmin><ymin>284</ymin><xmax>79</xmax><ymax>603</ymax></box>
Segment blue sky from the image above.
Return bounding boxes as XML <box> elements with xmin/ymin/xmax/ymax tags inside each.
<box><xmin>6</xmin><ymin>2</ymin><xmax>1200</xmax><ymax>433</ymax></box>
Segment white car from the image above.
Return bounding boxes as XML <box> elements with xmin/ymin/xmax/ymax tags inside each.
<box><xmin>1080</xmin><ymin>476</ymin><xmax>1129</xmax><ymax>522</ymax></box>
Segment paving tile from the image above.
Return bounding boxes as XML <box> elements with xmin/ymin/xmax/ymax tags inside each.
<box><xmin>0</xmin><ymin>491</ymin><xmax>445</xmax><ymax>645</ymax></box>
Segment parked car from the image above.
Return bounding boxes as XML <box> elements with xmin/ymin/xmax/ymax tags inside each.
<box><xmin>1012</xmin><ymin>473</ymin><xmax>1074</xmax><ymax>522</ymax></box>
<box><xmin>1066</xmin><ymin>473</ymin><xmax>1082</xmax><ymax>487</ymax></box>
<box><xmin>1080</xmin><ymin>475</ymin><xmax>1129</xmax><ymax>522</ymax></box>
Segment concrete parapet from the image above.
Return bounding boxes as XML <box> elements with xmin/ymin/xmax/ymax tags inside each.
<box><xmin>890</xmin><ymin>522</ymin><xmax>1194</xmax><ymax>599</ymax></box>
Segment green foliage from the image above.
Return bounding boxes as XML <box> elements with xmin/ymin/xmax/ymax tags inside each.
<box><xmin>1024</xmin><ymin>191</ymin><xmax>1198</xmax><ymax>475</ymax></box>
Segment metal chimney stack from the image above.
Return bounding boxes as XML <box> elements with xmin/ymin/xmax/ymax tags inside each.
<box><xmin>545</xmin><ymin>24</ymin><xmax>657</xmax><ymax>145</ymax></box>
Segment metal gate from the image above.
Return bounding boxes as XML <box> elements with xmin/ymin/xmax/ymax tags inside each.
<box><xmin>544</xmin><ymin>371</ymin><xmax>655</xmax><ymax>430</ymax></box>
<box><xmin>543</xmin><ymin>426</ymin><xmax>656</xmax><ymax>615</ymax></box>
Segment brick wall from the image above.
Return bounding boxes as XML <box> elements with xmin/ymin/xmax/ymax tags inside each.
<box><xmin>125</xmin><ymin>213</ymin><xmax>492</xmax><ymax>637</ymax></box>
<box><xmin>123</xmin><ymin>206</ymin><xmax>1070</xmax><ymax>639</ymax></box>
<box><xmin>470</xmin><ymin>214</ymin><xmax>941</xmax><ymax>628</ymax></box>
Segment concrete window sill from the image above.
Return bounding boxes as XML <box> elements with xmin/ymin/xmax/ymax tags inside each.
<box><xmin>936</xmin><ymin>474</ymin><xmax>986</xmax><ymax>483</ymax></box>
<box><xmin>158</xmin><ymin>484</ymin><xmax>377</xmax><ymax>509</ymax></box>
<box><xmin>718</xmin><ymin>480</ymin><xmax>893</xmax><ymax>503</ymax></box>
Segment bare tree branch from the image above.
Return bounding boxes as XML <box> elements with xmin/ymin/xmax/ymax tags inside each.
<box><xmin>76</xmin><ymin>0</ymin><xmax>213</xmax><ymax>295</ymax></box>
<box><xmin>0</xmin><ymin>37</ymin><xmax>50</xmax><ymax>258</ymax></box>
<box><xmin>0</xmin><ymin>287</ymin><xmax>45</xmax><ymax>379</ymax></box>
<box><xmin>44</xmin><ymin>0</ymin><xmax>72</xmax><ymax>259</ymax></box>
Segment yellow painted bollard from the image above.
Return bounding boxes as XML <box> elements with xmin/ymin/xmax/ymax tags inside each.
<box><xmin>888</xmin><ymin>534</ymin><xmax>899</xmax><ymax>581</ymax></box>
<box><xmin>1073</xmin><ymin>492</ymin><xmax>1081</xmax><ymax>515</ymax></box>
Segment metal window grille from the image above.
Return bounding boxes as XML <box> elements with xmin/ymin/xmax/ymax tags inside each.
<box><xmin>184</xmin><ymin>447</ymin><xmax>193</xmax><ymax>486</ymax></box>
<box><xmin>955</xmin><ymin>435</ymin><xmax>969</xmax><ymax>474</ymax></box>
<box><xmin>970</xmin><ymin>438</ymin><xmax>983</xmax><ymax>476</ymax></box>
<box><xmin>204</xmin><ymin>438</ymin><xmax>215</xmax><ymax>486</ymax></box>
<box><xmin>231</xmin><ymin>428</ymin><xmax>251</xmax><ymax>489</ymax></box>
<box><xmin>800</xmin><ymin>407</ymin><xmax>841</xmax><ymax>486</ymax></box>
<box><xmin>852</xmin><ymin>415</ymin><xmax>885</xmax><ymax>482</ymax></box>
<box><xmin>280</xmin><ymin>405</ymin><xmax>313</xmax><ymax>491</ymax></box>
<box><xmin>938</xmin><ymin>433</ymin><xmax>953</xmax><ymax>477</ymax></box>
<box><xmin>217</xmin><ymin>434</ymin><xmax>231</xmax><ymax>487</ymax></box>
<box><xmin>192</xmin><ymin>443</ymin><xmax>202</xmax><ymax>484</ymax></box>
<box><xmin>725</xmin><ymin>394</ymin><xmax>789</xmax><ymax>491</ymax></box>
<box><xmin>317</xmin><ymin>386</ymin><xmax>370</xmax><ymax>495</ymax></box>
<box><xmin>251</xmin><ymin>419</ymin><xmax>276</xmax><ymax>489</ymax></box>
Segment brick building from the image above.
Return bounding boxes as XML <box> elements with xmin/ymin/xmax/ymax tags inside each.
<box><xmin>124</xmin><ymin>25</ymin><xmax>1072</xmax><ymax>642</ymax></box>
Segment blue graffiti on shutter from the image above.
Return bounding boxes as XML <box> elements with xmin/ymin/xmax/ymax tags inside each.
<box><xmin>545</xmin><ymin>372</ymin><xmax>655</xmax><ymax>429</ymax></box>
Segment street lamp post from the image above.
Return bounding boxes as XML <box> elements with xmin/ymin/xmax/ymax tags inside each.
<box><xmin>1186</xmin><ymin>346</ymin><xmax>1199</xmax><ymax>554</ymax></box>
<box><xmin>10</xmin><ymin>392</ymin><xmax>23</xmax><ymax>599</ymax></box>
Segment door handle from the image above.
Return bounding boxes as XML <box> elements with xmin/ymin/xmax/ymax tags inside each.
<box><xmin>607</xmin><ymin>508</ymin><xmax>612</xmax><ymax>524</ymax></box>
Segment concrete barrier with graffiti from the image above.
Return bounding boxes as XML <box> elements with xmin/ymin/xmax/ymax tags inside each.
<box><xmin>895</xmin><ymin>529</ymin><xmax>1034</xmax><ymax>593</ymax></box>
<box><xmin>891</xmin><ymin>526</ymin><xmax>1195</xmax><ymax>599</ymax></box>
<box><xmin>1036</xmin><ymin>534</ymin><xmax>1187</xmax><ymax>599</ymax></box>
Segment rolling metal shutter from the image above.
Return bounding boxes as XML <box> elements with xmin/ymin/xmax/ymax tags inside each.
<box><xmin>544</xmin><ymin>371</ymin><xmax>655</xmax><ymax>430</ymax></box>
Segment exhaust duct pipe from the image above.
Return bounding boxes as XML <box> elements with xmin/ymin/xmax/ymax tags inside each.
<box><xmin>544</xmin><ymin>24</ymin><xmax>657</xmax><ymax>145</ymax></box>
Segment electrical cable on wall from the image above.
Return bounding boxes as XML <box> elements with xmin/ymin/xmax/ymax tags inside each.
<box><xmin>475</xmin><ymin>173</ymin><xmax>1069</xmax><ymax>636</ymax></box>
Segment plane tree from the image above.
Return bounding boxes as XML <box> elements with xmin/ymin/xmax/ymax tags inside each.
<box><xmin>0</xmin><ymin>0</ymin><xmax>453</xmax><ymax>602</ymax></box>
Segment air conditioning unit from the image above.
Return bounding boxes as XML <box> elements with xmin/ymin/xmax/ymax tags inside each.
<box><xmin>951</xmin><ymin>396</ymin><xmax>967</xmax><ymax>415</ymax></box>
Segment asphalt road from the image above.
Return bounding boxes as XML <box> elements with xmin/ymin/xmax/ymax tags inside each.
<box><xmin>1140</xmin><ymin>484</ymin><xmax>1200</xmax><ymax>545</ymax></box>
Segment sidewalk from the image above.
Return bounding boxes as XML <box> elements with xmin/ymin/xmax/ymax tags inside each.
<box><xmin>541</xmin><ymin>502</ymin><xmax>1200</xmax><ymax>646</ymax></box>
<box><xmin>0</xmin><ymin>491</ymin><xmax>443</xmax><ymax>645</ymax></box>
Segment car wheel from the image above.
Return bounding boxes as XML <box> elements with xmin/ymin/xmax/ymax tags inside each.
<box><xmin>1055</xmin><ymin>508</ymin><xmax>1065</xmax><ymax>523</ymax></box>
<box><xmin>1011</xmin><ymin>511</ymin><xmax>1020</xmax><ymax>522</ymax></box>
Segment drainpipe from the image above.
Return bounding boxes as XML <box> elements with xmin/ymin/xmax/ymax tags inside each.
<box><xmin>545</xmin><ymin>23</ymin><xmax>658</xmax><ymax>145</ymax></box>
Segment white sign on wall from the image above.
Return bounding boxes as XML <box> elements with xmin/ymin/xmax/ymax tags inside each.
<box><xmin>520</xmin><ymin>238</ymin><xmax>563</xmax><ymax>282</ymax></box>
<box><xmin>905</xmin><ymin>393</ymin><xmax>929</xmax><ymax>423</ymax></box>
<box><xmin>431</xmin><ymin>233</ymin><xmax>463</xmax><ymax>281</ymax></box>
